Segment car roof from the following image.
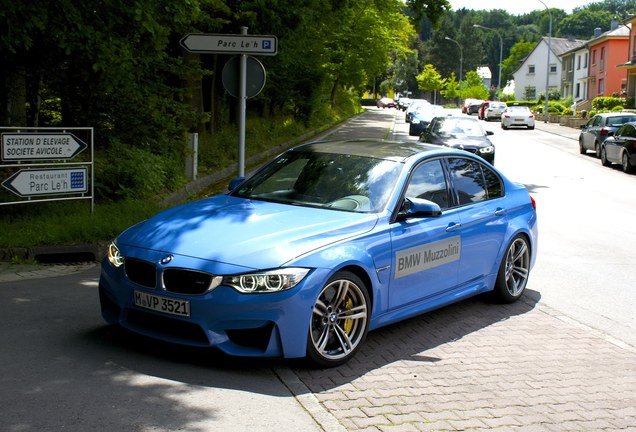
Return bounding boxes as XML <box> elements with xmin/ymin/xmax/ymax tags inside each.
<box><xmin>294</xmin><ymin>139</ymin><xmax>452</xmax><ymax>162</ymax></box>
<box><xmin>597</xmin><ymin>112</ymin><xmax>636</xmax><ymax>117</ymax></box>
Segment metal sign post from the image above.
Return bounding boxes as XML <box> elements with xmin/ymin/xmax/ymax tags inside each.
<box><xmin>238</xmin><ymin>27</ymin><xmax>248</xmax><ymax>177</ymax></box>
<box><xmin>181</xmin><ymin>29</ymin><xmax>277</xmax><ymax>177</ymax></box>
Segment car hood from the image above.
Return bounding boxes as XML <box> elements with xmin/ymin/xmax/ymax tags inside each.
<box><xmin>428</xmin><ymin>134</ymin><xmax>491</xmax><ymax>149</ymax></box>
<box><xmin>117</xmin><ymin>195</ymin><xmax>378</xmax><ymax>270</ymax></box>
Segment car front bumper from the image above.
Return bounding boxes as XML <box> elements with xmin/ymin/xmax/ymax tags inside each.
<box><xmin>99</xmin><ymin>257</ymin><xmax>329</xmax><ymax>359</ymax></box>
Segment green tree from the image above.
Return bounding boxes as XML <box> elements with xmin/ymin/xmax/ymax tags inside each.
<box><xmin>440</xmin><ymin>72</ymin><xmax>460</xmax><ymax>105</ymax></box>
<box><xmin>461</xmin><ymin>70</ymin><xmax>489</xmax><ymax>100</ymax></box>
<box><xmin>501</xmin><ymin>41</ymin><xmax>535</xmax><ymax>83</ymax></box>
<box><xmin>416</xmin><ymin>64</ymin><xmax>444</xmax><ymax>103</ymax></box>
<box><xmin>556</xmin><ymin>9</ymin><xmax>615</xmax><ymax>39</ymax></box>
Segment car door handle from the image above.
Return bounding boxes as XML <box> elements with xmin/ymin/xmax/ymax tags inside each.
<box><xmin>446</xmin><ymin>222</ymin><xmax>461</xmax><ymax>232</ymax></box>
<box><xmin>494</xmin><ymin>208</ymin><xmax>507</xmax><ymax>216</ymax></box>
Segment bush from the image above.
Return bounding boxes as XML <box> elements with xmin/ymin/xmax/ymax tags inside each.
<box><xmin>592</xmin><ymin>96</ymin><xmax>626</xmax><ymax>111</ymax></box>
<box><xmin>611</xmin><ymin>105</ymin><xmax>625</xmax><ymax>112</ymax></box>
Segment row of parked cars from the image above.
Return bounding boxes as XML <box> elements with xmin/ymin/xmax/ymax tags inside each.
<box><xmin>579</xmin><ymin>112</ymin><xmax>636</xmax><ymax>173</ymax></box>
<box><xmin>463</xmin><ymin>98</ymin><xmax>536</xmax><ymax>130</ymax></box>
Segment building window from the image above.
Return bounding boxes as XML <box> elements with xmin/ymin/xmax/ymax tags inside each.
<box><xmin>550</xmin><ymin>64</ymin><xmax>557</xmax><ymax>74</ymax></box>
<box><xmin>524</xmin><ymin>86</ymin><xmax>536</xmax><ymax>99</ymax></box>
<box><xmin>592</xmin><ymin>49</ymin><xmax>596</xmax><ymax>65</ymax></box>
<box><xmin>584</xmin><ymin>53</ymin><xmax>588</xmax><ymax>68</ymax></box>
<box><xmin>600</xmin><ymin>47</ymin><xmax>606</xmax><ymax>71</ymax></box>
<box><xmin>528</xmin><ymin>65</ymin><xmax>535</xmax><ymax>74</ymax></box>
<box><xmin>577</xmin><ymin>55</ymin><xmax>581</xmax><ymax>70</ymax></box>
<box><xmin>576</xmin><ymin>83</ymin><xmax>580</xmax><ymax>98</ymax></box>
<box><xmin>598</xmin><ymin>78</ymin><xmax>605</xmax><ymax>95</ymax></box>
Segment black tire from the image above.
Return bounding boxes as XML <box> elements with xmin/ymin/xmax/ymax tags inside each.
<box><xmin>493</xmin><ymin>235</ymin><xmax>530</xmax><ymax>303</ymax></box>
<box><xmin>601</xmin><ymin>147</ymin><xmax>611</xmax><ymax>167</ymax></box>
<box><xmin>306</xmin><ymin>271</ymin><xmax>370</xmax><ymax>367</ymax></box>
<box><xmin>528</xmin><ymin>125</ymin><xmax>534</xmax><ymax>130</ymax></box>
<box><xmin>595</xmin><ymin>141</ymin><xmax>601</xmax><ymax>158</ymax></box>
<box><xmin>579</xmin><ymin>139</ymin><xmax>586</xmax><ymax>154</ymax></box>
<box><xmin>622</xmin><ymin>152</ymin><xmax>633</xmax><ymax>173</ymax></box>
<box><xmin>501</xmin><ymin>124</ymin><xmax>508</xmax><ymax>130</ymax></box>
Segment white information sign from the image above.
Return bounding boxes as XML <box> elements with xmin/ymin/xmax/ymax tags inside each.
<box><xmin>1</xmin><ymin>132</ymin><xmax>88</xmax><ymax>161</ymax></box>
<box><xmin>180</xmin><ymin>33</ymin><xmax>278</xmax><ymax>56</ymax></box>
<box><xmin>2</xmin><ymin>167</ymin><xmax>88</xmax><ymax>197</ymax></box>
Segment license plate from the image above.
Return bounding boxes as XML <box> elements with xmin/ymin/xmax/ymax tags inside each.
<box><xmin>514</xmin><ymin>118</ymin><xmax>523</xmax><ymax>122</ymax></box>
<box><xmin>134</xmin><ymin>290</ymin><xmax>190</xmax><ymax>317</ymax></box>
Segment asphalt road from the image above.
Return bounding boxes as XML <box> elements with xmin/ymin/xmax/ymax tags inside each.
<box><xmin>1</xmin><ymin>108</ymin><xmax>634</xmax><ymax>431</ymax></box>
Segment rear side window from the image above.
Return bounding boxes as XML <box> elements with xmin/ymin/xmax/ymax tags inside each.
<box><xmin>447</xmin><ymin>157</ymin><xmax>503</xmax><ymax>205</ymax></box>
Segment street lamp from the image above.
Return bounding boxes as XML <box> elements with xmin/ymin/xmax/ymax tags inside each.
<box><xmin>537</xmin><ymin>0</ymin><xmax>552</xmax><ymax>123</ymax></box>
<box><xmin>445</xmin><ymin>36</ymin><xmax>463</xmax><ymax>106</ymax></box>
<box><xmin>473</xmin><ymin>24</ymin><xmax>503</xmax><ymax>101</ymax></box>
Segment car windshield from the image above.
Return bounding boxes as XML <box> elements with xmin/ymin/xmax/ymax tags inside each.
<box><xmin>432</xmin><ymin>118</ymin><xmax>484</xmax><ymax>137</ymax></box>
<box><xmin>230</xmin><ymin>149</ymin><xmax>403</xmax><ymax>213</ymax></box>
<box><xmin>507</xmin><ymin>107</ymin><xmax>530</xmax><ymax>113</ymax></box>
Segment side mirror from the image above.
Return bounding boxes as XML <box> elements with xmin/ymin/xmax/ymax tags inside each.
<box><xmin>228</xmin><ymin>177</ymin><xmax>246</xmax><ymax>191</ymax></box>
<box><xmin>397</xmin><ymin>197</ymin><xmax>442</xmax><ymax>221</ymax></box>
<box><xmin>486</xmin><ymin>130</ymin><xmax>494</xmax><ymax>136</ymax></box>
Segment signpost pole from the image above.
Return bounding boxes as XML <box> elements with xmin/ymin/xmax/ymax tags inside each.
<box><xmin>238</xmin><ymin>27</ymin><xmax>248</xmax><ymax>177</ymax></box>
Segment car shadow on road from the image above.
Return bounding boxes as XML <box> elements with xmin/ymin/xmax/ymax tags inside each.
<box><xmin>88</xmin><ymin>288</ymin><xmax>540</xmax><ymax>394</ymax></box>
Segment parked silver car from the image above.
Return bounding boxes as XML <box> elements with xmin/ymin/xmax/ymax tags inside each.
<box><xmin>579</xmin><ymin>112</ymin><xmax>636</xmax><ymax>158</ymax></box>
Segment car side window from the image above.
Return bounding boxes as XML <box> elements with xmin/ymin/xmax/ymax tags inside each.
<box><xmin>623</xmin><ymin>124</ymin><xmax>636</xmax><ymax>138</ymax></box>
<box><xmin>404</xmin><ymin>159</ymin><xmax>450</xmax><ymax>209</ymax></box>
<box><xmin>483</xmin><ymin>164</ymin><xmax>504</xmax><ymax>199</ymax></box>
<box><xmin>447</xmin><ymin>157</ymin><xmax>494</xmax><ymax>205</ymax></box>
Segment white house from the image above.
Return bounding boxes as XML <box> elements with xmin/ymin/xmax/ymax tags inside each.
<box><xmin>512</xmin><ymin>37</ymin><xmax>586</xmax><ymax>101</ymax></box>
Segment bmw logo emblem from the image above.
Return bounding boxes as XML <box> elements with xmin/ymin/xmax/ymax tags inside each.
<box><xmin>160</xmin><ymin>255</ymin><xmax>173</xmax><ymax>265</ymax></box>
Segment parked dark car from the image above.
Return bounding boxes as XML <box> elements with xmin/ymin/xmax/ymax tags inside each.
<box><xmin>579</xmin><ymin>112</ymin><xmax>636</xmax><ymax>157</ymax></box>
<box><xmin>600</xmin><ymin>121</ymin><xmax>636</xmax><ymax>173</ymax></box>
<box><xmin>405</xmin><ymin>99</ymin><xmax>430</xmax><ymax>123</ymax></box>
<box><xmin>419</xmin><ymin>115</ymin><xmax>495</xmax><ymax>164</ymax></box>
<box><xmin>408</xmin><ymin>104</ymin><xmax>445</xmax><ymax>136</ymax></box>
<box><xmin>467</xmin><ymin>99</ymin><xmax>484</xmax><ymax>115</ymax></box>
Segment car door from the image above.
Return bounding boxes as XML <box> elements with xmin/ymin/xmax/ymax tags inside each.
<box><xmin>582</xmin><ymin>115</ymin><xmax>601</xmax><ymax>150</ymax></box>
<box><xmin>606</xmin><ymin>124</ymin><xmax>636</xmax><ymax>163</ymax></box>
<box><xmin>389</xmin><ymin>159</ymin><xmax>461</xmax><ymax>309</ymax></box>
<box><xmin>446</xmin><ymin>157</ymin><xmax>508</xmax><ymax>287</ymax></box>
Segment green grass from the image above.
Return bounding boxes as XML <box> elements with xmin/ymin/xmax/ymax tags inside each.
<box><xmin>0</xmin><ymin>94</ymin><xmax>361</xmax><ymax>253</ymax></box>
<box><xmin>0</xmin><ymin>200</ymin><xmax>165</xmax><ymax>248</ymax></box>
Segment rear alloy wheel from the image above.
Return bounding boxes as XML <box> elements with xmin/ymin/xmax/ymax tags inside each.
<box><xmin>307</xmin><ymin>271</ymin><xmax>369</xmax><ymax>367</ymax></box>
<box><xmin>493</xmin><ymin>235</ymin><xmax>530</xmax><ymax>303</ymax></box>
<box><xmin>622</xmin><ymin>152</ymin><xmax>633</xmax><ymax>173</ymax></box>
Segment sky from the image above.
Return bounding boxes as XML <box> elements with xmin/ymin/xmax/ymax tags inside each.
<box><xmin>448</xmin><ymin>0</ymin><xmax>594</xmax><ymax>15</ymax></box>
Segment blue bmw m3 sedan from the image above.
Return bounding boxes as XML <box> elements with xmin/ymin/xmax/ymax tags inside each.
<box><xmin>99</xmin><ymin>139</ymin><xmax>538</xmax><ymax>367</ymax></box>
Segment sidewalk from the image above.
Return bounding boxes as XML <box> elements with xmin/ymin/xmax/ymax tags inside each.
<box><xmin>533</xmin><ymin>119</ymin><xmax>581</xmax><ymax>141</ymax></box>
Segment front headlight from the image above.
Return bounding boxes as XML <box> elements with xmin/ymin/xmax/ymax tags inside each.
<box><xmin>107</xmin><ymin>241</ymin><xmax>124</xmax><ymax>268</ymax></box>
<box><xmin>479</xmin><ymin>146</ymin><xmax>494</xmax><ymax>154</ymax></box>
<box><xmin>223</xmin><ymin>268</ymin><xmax>310</xmax><ymax>294</ymax></box>
<box><xmin>411</xmin><ymin>119</ymin><xmax>420</xmax><ymax>124</ymax></box>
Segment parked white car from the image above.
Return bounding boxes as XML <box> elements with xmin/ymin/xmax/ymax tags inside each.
<box><xmin>501</xmin><ymin>106</ymin><xmax>535</xmax><ymax>130</ymax></box>
<box><xmin>485</xmin><ymin>102</ymin><xmax>508</xmax><ymax>121</ymax></box>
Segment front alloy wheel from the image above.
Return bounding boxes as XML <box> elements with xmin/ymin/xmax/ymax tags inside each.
<box><xmin>493</xmin><ymin>235</ymin><xmax>530</xmax><ymax>303</ymax></box>
<box><xmin>307</xmin><ymin>271</ymin><xmax>369</xmax><ymax>367</ymax></box>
